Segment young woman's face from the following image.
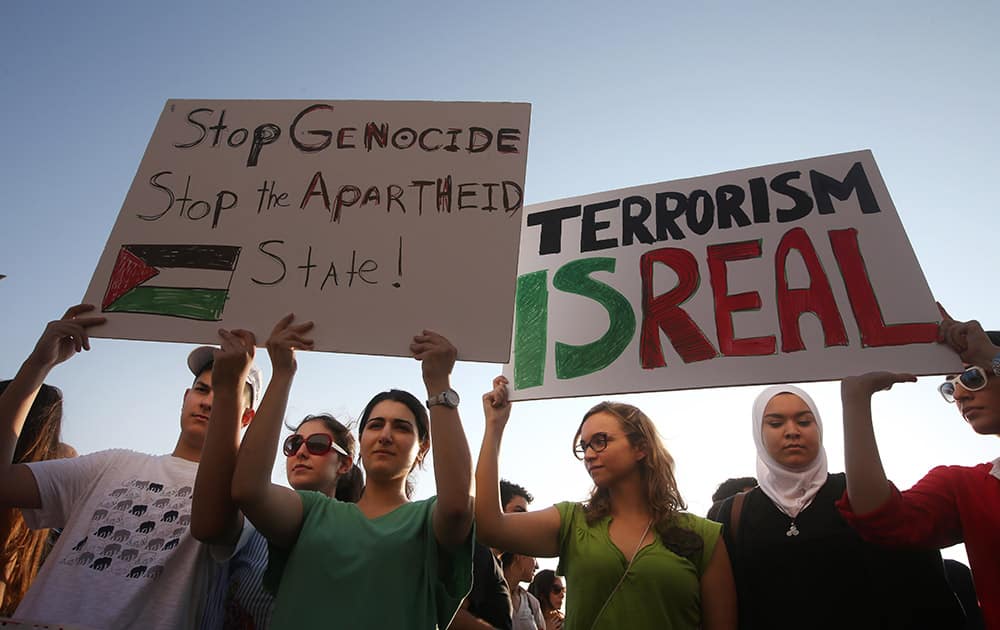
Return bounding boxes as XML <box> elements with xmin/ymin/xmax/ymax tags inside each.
<box><xmin>285</xmin><ymin>419</ymin><xmax>350</xmax><ymax>495</ymax></box>
<box><xmin>951</xmin><ymin>367</ymin><xmax>1000</xmax><ymax>435</ymax></box>
<box><xmin>549</xmin><ymin>577</ymin><xmax>565</xmax><ymax>610</ymax></box>
<box><xmin>577</xmin><ymin>412</ymin><xmax>644</xmax><ymax>488</ymax></box>
<box><xmin>760</xmin><ymin>393</ymin><xmax>820</xmax><ymax>470</ymax></box>
<box><xmin>359</xmin><ymin>400</ymin><xmax>424</xmax><ymax>480</ymax></box>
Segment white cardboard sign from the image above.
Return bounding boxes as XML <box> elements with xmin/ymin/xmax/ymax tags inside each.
<box><xmin>504</xmin><ymin>150</ymin><xmax>961</xmax><ymax>400</ymax></box>
<box><xmin>83</xmin><ymin>100</ymin><xmax>531</xmax><ymax>362</ymax></box>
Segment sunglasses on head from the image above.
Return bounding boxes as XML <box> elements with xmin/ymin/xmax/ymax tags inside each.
<box><xmin>939</xmin><ymin>366</ymin><xmax>989</xmax><ymax>403</ymax></box>
<box><xmin>283</xmin><ymin>433</ymin><xmax>348</xmax><ymax>457</ymax></box>
<box><xmin>574</xmin><ymin>432</ymin><xmax>611</xmax><ymax>460</ymax></box>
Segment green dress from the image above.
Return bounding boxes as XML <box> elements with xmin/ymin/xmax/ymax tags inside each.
<box><xmin>555</xmin><ymin>502</ymin><xmax>720</xmax><ymax>630</ymax></box>
<box><xmin>265</xmin><ymin>492</ymin><xmax>473</xmax><ymax>629</ymax></box>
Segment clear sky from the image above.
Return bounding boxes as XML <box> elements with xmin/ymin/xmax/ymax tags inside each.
<box><xmin>2</xmin><ymin>1</ymin><xmax>998</xmax><ymax>572</ymax></box>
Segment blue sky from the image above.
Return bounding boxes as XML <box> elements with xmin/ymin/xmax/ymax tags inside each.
<box><xmin>2</xmin><ymin>1</ymin><xmax>998</xmax><ymax>569</ymax></box>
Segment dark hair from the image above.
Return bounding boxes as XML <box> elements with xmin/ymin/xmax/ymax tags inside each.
<box><xmin>0</xmin><ymin>380</ymin><xmax>65</xmax><ymax>615</ymax></box>
<box><xmin>358</xmin><ymin>389</ymin><xmax>429</xmax><ymax>499</ymax></box>
<box><xmin>500</xmin><ymin>479</ymin><xmax>533</xmax><ymax>508</ymax></box>
<box><xmin>500</xmin><ymin>551</ymin><xmax>517</xmax><ymax>569</ymax></box>
<box><xmin>528</xmin><ymin>569</ymin><xmax>561</xmax><ymax>615</ymax></box>
<box><xmin>193</xmin><ymin>362</ymin><xmax>252</xmax><ymax>409</ymax></box>
<box><xmin>711</xmin><ymin>477</ymin><xmax>757</xmax><ymax>503</ymax></box>
<box><xmin>335</xmin><ymin>464</ymin><xmax>364</xmax><ymax>503</ymax></box>
<box><xmin>988</xmin><ymin>331</ymin><xmax>1000</xmax><ymax>346</ymax></box>
<box><xmin>358</xmin><ymin>389</ymin><xmax>428</xmax><ymax>442</ymax></box>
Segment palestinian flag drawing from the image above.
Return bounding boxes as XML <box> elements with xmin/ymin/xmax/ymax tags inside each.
<box><xmin>102</xmin><ymin>244</ymin><xmax>241</xmax><ymax>321</ymax></box>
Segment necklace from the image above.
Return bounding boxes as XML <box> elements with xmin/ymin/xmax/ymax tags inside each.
<box><xmin>786</xmin><ymin>520</ymin><xmax>800</xmax><ymax>537</ymax></box>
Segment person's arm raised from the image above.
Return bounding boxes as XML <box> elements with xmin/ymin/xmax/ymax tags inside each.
<box><xmin>937</xmin><ymin>304</ymin><xmax>1000</xmax><ymax>370</ymax></box>
<box><xmin>232</xmin><ymin>314</ymin><xmax>315</xmax><ymax>548</ymax></box>
<box><xmin>841</xmin><ymin>371</ymin><xmax>916</xmax><ymax>514</ymax></box>
<box><xmin>0</xmin><ymin>304</ymin><xmax>104</xmax><ymax>508</ymax></box>
<box><xmin>412</xmin><ymin>330</ymin><xmax>474</xmax><ymax>549</ymax></box>
<box><xmin>474</xmin><ymin>376</ymin><xmax>561</xmax><ymax>558</ymax></box>
<box><xmin>191</xmin><ymin>328</ymin><xmax>256</xmax><ymax>545</ymax></box>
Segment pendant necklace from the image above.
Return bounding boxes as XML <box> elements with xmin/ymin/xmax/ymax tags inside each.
<box><xmin>786</xmin><ymin>520</ymin><xmax>800</xmax><ymax>537</ymax></box>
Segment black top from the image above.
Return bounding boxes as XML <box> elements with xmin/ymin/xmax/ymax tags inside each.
<box><xmin>466</xmin><ymin>542</ymin><xmax>513</xmax><ymax>629</ymax></box>
<box><xmin>718</xmin><ymin>473</ymin><xmax>964</xmax><ymax>630</ymax></box>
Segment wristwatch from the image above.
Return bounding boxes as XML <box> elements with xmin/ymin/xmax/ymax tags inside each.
<box><xmin>992</xmin><ymin>352</ymin><xmax>1000</xmax><ymax>377</ymax></box>
<box><xmin>427</xmin><ymin>388</ymin><xmax>460</xmax><ymax>409</ymax></box>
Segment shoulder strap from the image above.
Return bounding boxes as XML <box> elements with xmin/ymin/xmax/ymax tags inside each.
<box><xmin>729</xmin><ymin>490</ymin><xmax>748</xmax><ymax>545</ymax></box>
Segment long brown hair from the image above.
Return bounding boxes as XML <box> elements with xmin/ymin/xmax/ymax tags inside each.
<box><xmin>0</xmin><ymin>381</ymin><xmax>64</xmax><ymax>615</ymax></box>
<box><xmin>574</xmin><ymin>402</ymin><xmax>703</xmax><ymax>563</ymax></box>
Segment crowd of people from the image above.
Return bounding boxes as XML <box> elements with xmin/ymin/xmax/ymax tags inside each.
<box><xmin>0</xmin><ymin>303</ymin><xmax>997</xmax><ymax>629</ymax></box>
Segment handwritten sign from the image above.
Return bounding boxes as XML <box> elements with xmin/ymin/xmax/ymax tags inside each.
<box><xmin>83</xmin><ymin>100</ymin><xmax>531</xmax><ymax>362</ymax></box>
<box><xmin>504</xmin><ymin>150</ymin><xmax>960</xmax><ymax>400</ymax></box>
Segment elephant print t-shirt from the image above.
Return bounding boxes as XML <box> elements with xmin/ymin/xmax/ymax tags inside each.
<box><xmin>16</xmin><ymin>449</ymin><xmax>215</xmax><ymax>630</ymax></box>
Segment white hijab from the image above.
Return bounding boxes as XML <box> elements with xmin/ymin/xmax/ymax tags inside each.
<box><xmin>752</xmin><ymin>385</ymin><xmax>828</xmax><ymax>519</ymax></box>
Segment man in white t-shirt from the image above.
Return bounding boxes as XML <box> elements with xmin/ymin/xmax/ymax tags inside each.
<box><xmin>0</xmin><ymin>305</ymin><xmax>262</xmax><ymax>630</ymax></box>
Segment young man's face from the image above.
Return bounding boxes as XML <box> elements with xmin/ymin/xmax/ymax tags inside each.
<box><xmin>179</xmin><ymin>369</ymin><xmax>214</xmax><ymax>444</ymax></box>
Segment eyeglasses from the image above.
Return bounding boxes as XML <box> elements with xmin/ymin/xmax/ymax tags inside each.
<box><xmin>939</xmin><ymin>366</ymin><xmax>989</xmax><ymax>403</ymax></box>
<box><xmin>574</xmin><ymin>432</ymin><xmax>612</xmax><ymax>460</ymax></box>
<box><xmin>283</xmin><ymin>433</ymin><xmax>349</xmax><ymax>457</ymax></box>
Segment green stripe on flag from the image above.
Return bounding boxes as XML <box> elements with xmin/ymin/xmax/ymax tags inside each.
<box><xmin>105</xmin><ymin>287</ymin><xmax>229</xmax><ymax>321</ymax></box>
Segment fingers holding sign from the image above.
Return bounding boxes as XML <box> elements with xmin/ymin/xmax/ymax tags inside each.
<box><xmin>266</xmin><ymin>313</ymin><xmax>315</xmax><ymax>374</ymax></box>
<box><xmin>28</xmin><ymin>304</ymin><xmax>106</xmax><ymax>370</ymax></box>
<box><xmin>937</xmin><ymin>303</ymin><xmax>998</xmax><ymax>369</ymax></box>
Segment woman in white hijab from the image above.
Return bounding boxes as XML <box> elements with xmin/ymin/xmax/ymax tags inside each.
<box><xmin>715</xmin><ymin>385</ymin><xmax>963</xmax><ymax>630</ymax></box>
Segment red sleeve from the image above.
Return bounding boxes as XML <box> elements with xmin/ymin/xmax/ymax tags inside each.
<box><xmin>836</xmin><ymin>466</ymin><xmax>964</xmax><ymax>549</ymax></box>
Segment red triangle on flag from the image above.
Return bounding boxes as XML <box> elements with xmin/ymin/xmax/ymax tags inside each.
<box><xmin>102</xmin><ymin>247</ymin><xmax>160</xmax><ymax>310</ymax></box>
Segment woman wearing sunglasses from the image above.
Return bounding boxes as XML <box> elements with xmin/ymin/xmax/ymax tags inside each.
<box><xmin>192</xmin><ymin>318</ymin><xmax>362</xmax><ymax>629</ymax></box>
<box><xmin>231</xmin><ymin>315</ymin><xmax>474</xmax><ymax>630</ymax></box>
<box><xmin>476</xmin><ymin>377</ymin><xmax>736</xmax><ymax>630</ymax></box>
<box><xmin>839</xmin><ymin>312</ymin><xmax>1000</xmax><ymax>628</ymax></box>
<box><xmin>715</xmin><ymin>385</ymin><xmax>961</xmax><ymax>629</ymax></box>
<box><xmin>527</xmin><ymin>570</ymin><xmax>565</xmax><ymax>630</ymax></box>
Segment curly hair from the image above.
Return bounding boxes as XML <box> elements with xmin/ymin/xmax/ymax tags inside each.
<box><xmin>0</xmin><ymin>381</ymin><xmax>65</xmax><ymax>615</ymax></box>
<box><xmin>574</xmin><ymin>402</ymin><xmax>702</xmax><ymax>563</ymax></box>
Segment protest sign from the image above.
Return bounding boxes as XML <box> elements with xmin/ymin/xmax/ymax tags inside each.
<box><xmin>83</xmin><ymin>100</ymin><xmax>530</xmax><ymax>362</ymax></box>
<box><xmin>504</xmin><ymin>150</ymin><xmax>960</xmax><ymax>400</ymax></box>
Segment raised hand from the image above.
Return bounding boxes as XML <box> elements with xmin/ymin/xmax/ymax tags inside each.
<box><xmin>214</xmin><ymin>329</ymin><xmax>256</xmax><ymax>386</ymax></box>
<box><xmin>28</xmin><ymin>304</ymin><xmax>106</xmax><ymax>370</ymax></box>
<box><xmin>937</xmin><ymin>303</ymin><xmax>997</xmax><ymax>369</ymax></box>
<box><xmin>842</xmin><ymin>371</ymin><xmax>917</xmax><ymax>399</ymax></box>
<box><xmin>265</xmin><ymin>313</ymin><xmax>314</xmax><ymax>373</ymax></box>
<box><xmin>482</xmin><ymin>375</ymin><xmax>512</xmax><ymax>432</ymax></box>
<box><xmin>410</xmin><ymin>330</ymin><xmax>456</xmax><ymax>388</ymax></box>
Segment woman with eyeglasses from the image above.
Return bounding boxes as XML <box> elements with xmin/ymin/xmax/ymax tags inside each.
<box><xmin>475</xmin><ymin>377</ymin><xmax>737</xmax><ymax>630</ymax></box>
<box><xmin>191</xmin><ymin>318</ymin><xmax>363</xmax><ymax>629</ymax></box>
<box><xmin>838</xmin><ymin>312</ymin><xmax>1000</xmax><ymax>628</ymax></box>
<box><xmin>527</xmin><ymin>570</ymin><xmax>565</xmax><ymax>630</ymax></box>
<box><xmin>715</xmin><ymin>385</ymin><xmax>962</xmax><ymax>629</ymax></box>
<box><xmin>230</xmin><ymin>314</ymin><xmax>474</xmax><ymax>630</ymax></box>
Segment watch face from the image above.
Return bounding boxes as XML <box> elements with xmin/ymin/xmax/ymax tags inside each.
<box><xmin>442</xmin><ymin>389</ymin><xmax>460</xmax><ymax>407</ymax></box>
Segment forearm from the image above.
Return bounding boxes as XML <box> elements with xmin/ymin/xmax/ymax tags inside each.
<box><xmin>191</xmin><ymin>376</ymin><xmax>244</xmax><ymax>543</ymax></box>
<box><xmin>841</xmin><ymin>386</ymin><xmax>892</xmax><ymax>513</ymax></box>
<box><xmin>473</xmin><ymin>423</ymin><xmax>505</xmax><ymax>547</ymax></box>
<box><xmin>232</xmin><ymin>369</ymin><xmax>294</xmax><ymax>506</ymax></box>
<box><xmin>0</xmin><ymin>357</ymin><xmax>52</xmax><ymax>468</ymax></box>
<box><xmin>427</xmin><ymin>378</ymin><xmax>473</xmax><ymax>545</ymax></box>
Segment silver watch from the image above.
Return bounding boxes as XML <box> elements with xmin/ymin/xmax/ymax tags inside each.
<box><xmin>992</xmin><ymin>352</ymin><xmax>1000</xmax><ymax>377</ymax></box>
<box><xmin>427</xmin><ymin>388</ymin><xmax>460</xmax><ymax>409</ymax></box>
